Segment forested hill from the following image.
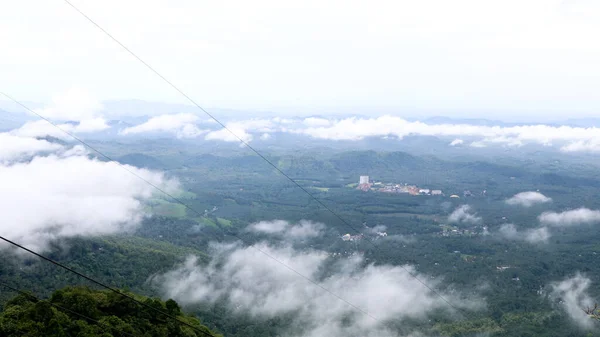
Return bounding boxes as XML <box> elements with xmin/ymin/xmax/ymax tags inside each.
<box><xmin>0</xmin><ymin>286</ymin><xmax>221</xmax><ymax>337</ymax></box>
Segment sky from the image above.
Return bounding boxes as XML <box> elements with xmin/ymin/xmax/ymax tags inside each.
<box><xmin>2</xmin><ymin>0</ymin><xmax>600</xmax><ymax>120</ymax></box>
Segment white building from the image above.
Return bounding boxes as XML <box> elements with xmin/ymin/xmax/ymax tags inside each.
<box><xmin>419</xmin><ymin>189</ymin><xmax>431</xmax><ymax>194</ymax></box>
<box><xmin>431</xmin><ymin>190</ymin><xmax>443</xmax><ymax>195</ymax></box>
<box><xmin>359</xmin><ymin>176</ymin><xmax>370</xmax><ymax>184</ymax></box>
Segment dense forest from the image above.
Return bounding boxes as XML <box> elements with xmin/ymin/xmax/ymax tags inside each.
<box><xmin>0</xmin><ymin>286</ymin><xmax>219</xmax><ymax>337</ymax></box>
<box><xmin>4</xmin><ymin>144</ymin><xmax>600</xmax><ymax>336</ymax></box>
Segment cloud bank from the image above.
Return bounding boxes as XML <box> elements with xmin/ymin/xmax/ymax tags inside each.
<box><xmin>448</xmin><ymin>205</ymin><xmax>481</xmax><ymax>224</ymax></box>
<box><xmin>110</xmin><ymin>112</ymin><xmax>600</xmax><ymax>152</ymax></box>
<box><xmin>247</xmin><ymin>220</ymin><xmax>325</xmax><ymax>240</ymax></box>
<box><xmin>296</xmin><ymin>116</ymin><xmax>600</xmax><ymax>151</ymax></box>
<box><xmin>153</xmin><ymin>241</ymin><xmax>478</xmax><ymax>337</ymax></box>
<box><xmin>0</xmin><ymin>133</ymin><xmax>62</xmax><ymax>162</ymax></box>
<box><xmin>0</xmin><ymin>142</ymin><xmax>178</xmax><ymax>252</ymax></box>
<box><xmin>17</xmin><ymin>88</ymin><xmax>111</xmax><ymax>136</ymax></box>
<box><xmin>120</xmin><ymin>113</ymin><xmax>206</xmax><ymax>138</ymax></box>
<box><xmin>550</xmin><ymin>274</ymin><xmax>595</xmax><ymax>329</ymax></box>
<box><xmin>539</xmin><ymin>208</ymin><xmax>600</xmax><ymax>227</ymax></box>
<box><xmin>505</xmin><ymin>191</ymin><xmax>552</xmax><ymax>207</ymax></box>
<box><xmin>10</xmin><ymin>119</ymin><xmax>109</xmax><ymax>139</ymax></box>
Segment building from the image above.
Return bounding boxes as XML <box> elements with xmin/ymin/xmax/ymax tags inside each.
<box><xmin>419</xmin><ymin>189</ymin><xmax>431</xmax><ymax>195</ymax></box>
<box><xmin>357</xmin><ymin>184</ymin><xmax>371</xmax><ymax>192</ymax></box>
<box><xmin>359</xmin><ymin>176</ymin><xmax>370</xmax><ymax>184</ymax></box>
<box><xmin>431</xmin><ymin>190</ymin><xmax>443</xmax><ymax>195</ymax></box>
<box><xmin>450</xmin><ymin>194</ymin><xmax>460</xmax><ymax>198</ymax></box>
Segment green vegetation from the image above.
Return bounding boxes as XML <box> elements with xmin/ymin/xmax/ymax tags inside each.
<box><xmin>0</xmin><ymin>286</ymin><xmax>220</xmax><ymax>337</ymax></box>
<box><xmin>216</xmin><ymin>217</ymin><xmax>232</xmax><ymax>227</ymax></box>
<box><xmin>7</xmin><ymin>144</ymin><xmax>600</xmax><ymax>336</ymax></box>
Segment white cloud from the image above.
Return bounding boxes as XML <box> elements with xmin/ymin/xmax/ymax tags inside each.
<box><xmin>561</xmin><ymin>140</ymin><xmax>600</xmax><ymax>153</ymax></box>
<box><xmin>11</xmin><ymin>120</ymin><xmax>72</xmax><ymax>139</ymax></box>
<box><xmin>303</xmin><ymin>117</ymin><xmax>331</xmax><ymax>127</ymax></box>
<box><xmin>153</xmin><ymin>241</ymin><xmax>479</xmax><ymax>337</ymax></box>
<box><xmin>204</xmin><ymin>126</ymin><xmax>252</xmax><ymax>143</ymax></box>
<box><xmin>74</xmin><ymin>118</ymin><xmax>110</xmax><ymax>133</ymax></box>
<box><xmin>247</xmin><ymin>220</ymin><xmax>325</xmax><ymax>239</ymax></box>
<box><xmin>260</xmin><ymin>133</ymin><xmax>271</xmax><ymax>140</ymax></box>
<box><xmin>0</xmin><ymin>133</ymin><xmax>63</xmax><ymax>162</ymax></box>
<box><xmin>247</xmin><ymin>220</ymin><xmax>290</xmax><ymax>234</ymax></box>
<box><xmin>33</xmin><ymin>88</ymin><xmax>103</xmax><ymax>121</ymax></box>
<box><xmin>499</xmin><ymin>224</ymin><xmax>551</xmax><ymax>244</ymax></box>
<box><xmin>525</xmin><ymin>226</ymin><xmax>551</xmax><ymax>243</ymax></box>
<box><xmin>101</xmin><ymin>113</ymin><xmax>600</xmax><ymax>151</ymax></box>
<box><xmin>505</xmin><ymin>191</ymin><xmax>552</xmax><ymax>207</ymax></box>
<box><xmin>288</xmin><ymin>221</ymin><xmax>325</xmax><ymax>239</ymax></box>
<box><xmin>539</xmin><ymin>208</ymin><xmax>600</xmax><ymax>227</ymax></box>
<box><xmin>550</xmin><ymin>274</ymin><xmax>595</xmax><ymax>329</ymax></box>
<box><xmin>449</xmin><ymin>139</ymin><xmax>464</xmax><ymax>146</ymax></box>
<box><xmin>203</xmin><ymin>118</ymin><xmax>278</xmax><ymax>142</ymax></box>
<box><xmin>448</xmin><ymin>205</ymin><xmax>481</xmax><ymax>224</ymax></box>
<box><xmin>0</xmin><ymin>152</ymin><xmax>178</xmax><ymax>253</ymax></box>
<box><xmin>469</xmin><ymin>141</ymin><xmax>487</xmax><ymax>148</ymax></box>
<box><xmin>10</xmin><ymin>119</ymin><xmax>109</xmax><ymax>139</ymax></box>
<box><xmin>120</xmin><ymin>113</ymin><xmax>205</xmax><ymax>138</ymax></box>
<box><xmin>5</xmin><ymin>1</ymin><xmax>600</xmax><ymax>118</ymax></box>
<box><xmin>292</xmin><ymin>115</ymin><xmax>600</xmax><ymax>152</ymax></box>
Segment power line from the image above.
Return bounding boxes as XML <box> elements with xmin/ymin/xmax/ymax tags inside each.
<box><xmin>2</xmin><ymin>0</ymin><xmax>469</xmax><ymax>325</ymax></box>
<box><xmin>0</xmin><ymin>93</ymin><xmax>380</xmax><ymax>324</ymax></box>
<box><xmin>0</xmin><ymin>235</ymin><xmax>215</xmax><ymax>337</ymax></box>
<box><xmin>0</xmin><ymin>281</ymin><xmax>138</xmax><ymax>337</ymax></box>
<box><xmin>58</xmin><ymin>0</ymin><xmax>468</xmax><ymax>318</ymax></box>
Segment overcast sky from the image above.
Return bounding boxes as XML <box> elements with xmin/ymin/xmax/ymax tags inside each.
<box><xmin>2</xmin><ymin>0</ymin><xmax>600</xmax><ymax>119</ymax></box>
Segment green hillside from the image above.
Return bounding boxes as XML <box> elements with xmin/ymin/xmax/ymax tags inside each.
<box><xmin>0</xmin><ymin>286</ymin><xmax>220</xmax><ymax>337</ymax></box>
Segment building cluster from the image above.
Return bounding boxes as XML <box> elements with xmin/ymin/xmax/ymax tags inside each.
<box><xmin>355</xmin><ymin>176</ymin><xmax>488</xmax><ymax>199</ymax></box>
<box><xmin>356</xmin><ymin>175</ymin><xmax>443</xmax><ymax>196</ymax></box>
<box><xmin>341</xmin><ymin>233</ymin><xmax>364</xmax><ymax>241</ymax></box>
<box><xmin>341</xmin><ymin>232</ymin><xmax>388</xmax><ymax>242</ymax></box>
<box><xmin>438</xmin><ymin>224</ymin><xmax>487</xmax><ymax>237</ymax></box>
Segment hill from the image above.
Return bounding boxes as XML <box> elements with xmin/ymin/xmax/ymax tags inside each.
<box><xmin>0</xmin><ymin>286</ymin><xmax>220</xmax><ymax>337</ymax></box>
<box><xmin>117</xmin><ymin>153</ymin><xmax>165</xmax><ymax>169</ymax></box>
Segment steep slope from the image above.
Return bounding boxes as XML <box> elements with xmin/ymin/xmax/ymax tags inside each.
<box><xmin>0</xmin><ymin>286</ymin><xmax>221</xmax><ymax>337</ymax></box>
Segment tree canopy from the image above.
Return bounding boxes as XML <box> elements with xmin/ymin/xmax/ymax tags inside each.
<box><xmin>0</xmin><ymin>286</ymin><xmax>220</xmax><ymax>337</ymax></box>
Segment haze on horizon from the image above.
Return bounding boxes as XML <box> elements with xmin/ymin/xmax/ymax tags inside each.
<box><xmin>2</xmin><ymin>0</ymin><xmax>600</xmax><ymax>122</ymax></box>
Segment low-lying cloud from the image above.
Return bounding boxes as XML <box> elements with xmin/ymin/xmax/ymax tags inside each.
<box><xmin>0</xmin><ymin>148</ymin><xmax>178</xmax><ymax>252</ymax></box>
<box><xmin>295</xmin><ymin>115</ymin><xmax>600</xmax><ymax>152</ymax></box>
<box><xmin>448</xmin><ymin>205</ymin><xmax>481</xmax><ymax>224</ymax></box>
<box><xmin>550</xmin><ymin>274</ymin><xmax>595</xmax><ymax>329</ymax></box>
<box><xmin>449</xmin><ymin>139</ymin><xmax>464</xmax><ymax>146</ymax></box>
<box><xmin>120</xmin><ymin>113</ymin><xmax>206</xmax><ymax>138</ymax></box>
<box><xmin>110</xmin><ymin>113</ymin><xmax>600</xmax><ymax>151</ymax></box>
<box><xmin>153</xmin><ymin>241</ymin><xmax>479</xmax><ymax>337</ymax></box>
<box><xmin>11</xmin><ymin>119</ymin><xmax>109</xmax><ymax>139</ymax></box>
<box><xmin>247</xmin><ymin>220</ymin><xmax>325</xmax><ymax>239</ymax></box>
<box><xmin>539</xmin><ymin>208</ymin><xmax>600</xmax><ymax>227</ymax></box>
<box><xmin>0</xmin><ymin>133</ymin><xmax>63</xmax><ymax>162</ymax></box>
<box><xmin>204</xmin><ymin>119</ymin><xmax>277</xmax><ymax>143</ymax></box>
<box><xmin>33</xmin><ymin>87</ymin><xmax>104</xmax><ymax>122</ymax></box>
<box><xmin>505</xmin><ymin>191</ymin><xmax>552</xmax><ymax>208</ymax></box>
<box><xmin>498</xmin><ymin>224</ymin><xmax>550</xmax><ymax>244</ymax></box>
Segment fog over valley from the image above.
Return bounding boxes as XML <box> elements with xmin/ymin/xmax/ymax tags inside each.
<box><xmin>3</xmin><ymin>1</ymin><xmax>600</xmax><ymax>336</ymax></box>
